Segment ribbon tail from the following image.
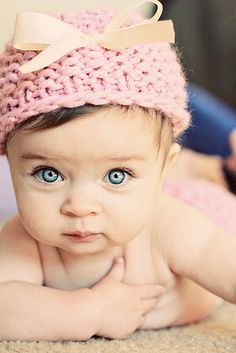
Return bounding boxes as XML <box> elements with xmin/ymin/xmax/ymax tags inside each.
<box><xmin>101</xmin><ymin>20</ymin><xmax>175</xmax><ymax>50</ymax></box>
<box><xmin>19</xmin><ymin>32</ymin><xmax>89</xmax><ymax>73</ymax></box>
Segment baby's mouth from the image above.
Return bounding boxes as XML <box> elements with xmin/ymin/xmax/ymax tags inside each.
<box><xmin>63</xmin><ymin>231</ymin><xmax>101</xmax><ymax>242</ymax></box>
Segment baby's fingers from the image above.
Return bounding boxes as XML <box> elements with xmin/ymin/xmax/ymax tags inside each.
<box><xmin>138</xmin><ymin>284</ymin><xmax>165</xmax><ymax>300</ymax></box>
<box><xmin>141</xmin><ymin>298</ymin><xmax>159</xmax><ymax>315</ymax></box>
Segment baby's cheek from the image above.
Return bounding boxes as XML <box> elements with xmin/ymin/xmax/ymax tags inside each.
<box><xmin>122</xmin><ymin>205</ymin><xmax>152</xmax><ymax>234</ymax></box>
<box><xmin>18</xmin><ymin>207</ymin><xmax>44</xmax><ymax>236</ymax></box>
<box><xmin>17</xmin><ymin>198</ymin><xmax>56</xmax><ymax>238</ymax></box>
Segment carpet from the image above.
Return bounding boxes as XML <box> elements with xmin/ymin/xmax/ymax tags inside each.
<box><xmin>0</xmin><ymin>302</ymin><xmax>235</xmax><ymax>353</ymax></box>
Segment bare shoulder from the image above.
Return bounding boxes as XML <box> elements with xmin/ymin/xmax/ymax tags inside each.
<box><xmin>155</xmin><ymin>190</ymin><xmax>215</xmax><ymax>237</ymax></box>
<box><xmin>1</xmin><ymin>213</ymin><xmax>37</xmax><ymax>243</ymax></box>
<box><xmin>0</xmin><ymin>214</ymin><xmax>44</xmax><ymax>284</ymax></box>
<box><xmin>155</xmin><ymin>191</ymin><xmax>236</xmax><ymax>303</ymax></box>
<box><xmin>154</xmin><ymin>190</ymin><xmax>219</xmax><ymax>273</ymax></box>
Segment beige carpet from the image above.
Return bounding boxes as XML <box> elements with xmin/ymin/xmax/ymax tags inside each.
<box><xmin>0</xmin><ymin>302</ymin><xmax>235</xmax><ymax>353</ymax></box>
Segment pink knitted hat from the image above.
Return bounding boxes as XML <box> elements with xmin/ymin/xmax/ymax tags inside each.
<box><xmin>0</xmin><ymin>4</ymin><xmax>190</xmax><ymax>155</ymax></box>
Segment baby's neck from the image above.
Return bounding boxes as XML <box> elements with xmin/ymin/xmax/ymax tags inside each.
<box><xmin>57</xmin><ymin>228</ymin><xmax>152</xmax><ymax>288</ymax></box>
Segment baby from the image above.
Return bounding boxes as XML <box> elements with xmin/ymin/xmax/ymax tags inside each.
<box><xmin>0</xmin><ymin>0</ymin><xmax>236</xmax><ymax>342</ymax></box>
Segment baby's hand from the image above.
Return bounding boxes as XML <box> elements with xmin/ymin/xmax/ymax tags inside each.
<box><xmin>91</xmin><ymin>257</ymin><xmax>164</xmax><ymax>339</ymax></box>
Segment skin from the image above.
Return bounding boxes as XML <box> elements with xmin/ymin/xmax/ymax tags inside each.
<box><xmin>2</xmin><ymin>107</ymin><xmax>236</xmax><ymax>334</ymax></box>
<box><xmin>7</xmin><ymin>108</ymin><xmax>174</xmax><ymax>259</ymax></box>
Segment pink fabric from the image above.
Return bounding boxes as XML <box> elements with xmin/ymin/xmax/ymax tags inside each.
<box><xmin>164</xmin><ymin>179</ymin><xmax>236</xmax><ymax>235</ymax></box>
<box><xmin>0</xmin><ymin>9</ymin><xmax>190</xmax><ymax>155</ymax></box>
<box><xmin>0</xmin><ymin>156</ymin><xmax>17</xmax><ymax>220</ymax></box>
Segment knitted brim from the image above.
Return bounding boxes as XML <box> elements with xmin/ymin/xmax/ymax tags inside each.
<box><xmin>0</xmin><ymin>10</ymin><xmax>190</xmax><ymax>155</ymax></box>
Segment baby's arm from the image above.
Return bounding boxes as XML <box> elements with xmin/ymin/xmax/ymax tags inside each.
<box><xmin>163</xmin><ymin>197</ymin><xmax>236</xmax><ymax>304</ymax></box>
<box><xmin>0</xmin><ymin>215</ymin><xmax>162</xmax><ymax>341</ymax></box>
<box><xmin>0</xmin><ymin>216</ymin><xmax>98</xmax><ymax>340</ymax></box>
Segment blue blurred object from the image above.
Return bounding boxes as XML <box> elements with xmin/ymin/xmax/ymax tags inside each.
<box><xmin>182</xmin><ymin>84</ymin><xmax>236</xmax><ymax>157</ymax></box>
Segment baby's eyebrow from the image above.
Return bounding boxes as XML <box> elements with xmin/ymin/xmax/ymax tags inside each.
<box><xmin>19</xmin><ymin>153</ymin><xmax>60</xmax><ymax>161</ymax></box>
<box><xmin>18</xmin><ymin>153</ymin><xmax>147</xmax><ymax>162</ymax></box>
<box><xmin>100</xmin><ymin>156</ymin><xmax>147</xmax><ymax>162</ymax></box>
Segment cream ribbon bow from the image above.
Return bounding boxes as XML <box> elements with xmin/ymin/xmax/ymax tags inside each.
<box><xmin>12</xmin><ymin>0</ymin><xmax>175</xmax><ymax>74</ymax></box>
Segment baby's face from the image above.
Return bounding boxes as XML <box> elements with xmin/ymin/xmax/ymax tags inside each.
<box><xmin>7</xmin><ymin>108</ymin><xmax>165</xmax><ymax>255</ymax></box>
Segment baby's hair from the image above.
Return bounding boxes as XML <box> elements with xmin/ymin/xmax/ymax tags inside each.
<box><xmin>5</xmin><ymin>104</ymin><xmax>174</xmax><ymax>166</ymax></box>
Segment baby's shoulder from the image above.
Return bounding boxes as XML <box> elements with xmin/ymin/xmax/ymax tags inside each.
<box><xmin>0</xmin><ymin>214</ymin><xmax>43</xmax><ymax>284</ymax></box>
<box><xmin>153</xmin><ymin>191</ymin><xmax>185</xmax><ymax>234</ymax></box>
<box><xmin>152</xmin><ymin>190</ymin><xmax>217</xmax><ymax>276</ymax></box>
<box><xmin>1</xmin><ymin>213</ymin><xmax>34</xmax><ymax>241</ymax></box>
<box><xmin>153</xmin><ymin>190</ymin><xmax>214</xmax><ymax>240</ymax></box>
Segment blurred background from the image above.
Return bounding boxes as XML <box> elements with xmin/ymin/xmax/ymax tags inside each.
<box><xmin>162</xmin><ymin>0</ymin><xmax>236</xmax><ymax>110</ymax></box>
<box><xmin>0</xmin><ymin>0</ymin><xmax>236</xmax><ymax>221</ymax></box>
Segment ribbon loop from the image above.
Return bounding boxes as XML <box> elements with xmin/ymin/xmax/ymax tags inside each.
<box><xmin>12</xmin><ymin>0</ymin><xmax>175</xmax><ymax>74</ymax></box>
<box><xmin>103</xmin><ymin>0</ymin><xmax>163</xmax><ymax>34</ymax></box>
<box><xmin>12</xmin><ymin>12</ymin><xmax>81</xmax><ymax>51</ymax></box>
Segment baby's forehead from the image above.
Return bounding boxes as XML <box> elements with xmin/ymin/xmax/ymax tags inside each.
<box><xmin>98</xmin><ymin>105</ymin><xmax>166</xmax><ymax>136</ymax></box>
<box><xmin>7</xmin><ymin>105</ymin><xmax>172</xmax><ymax>167</ymax></box>
<box><xmin>9</xmin><ymin>110</ymin><xmax>162</xmax><ymax>162</ymax></box>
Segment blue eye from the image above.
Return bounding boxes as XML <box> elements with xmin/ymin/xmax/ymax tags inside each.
<box><xmin>104</xmin><ymin>169</ymin><xmax>133</xmax><ymax>185</ymax></box>
<box><xmin>32</xmin><ymin>168</ymin><xmax>63</xmax><ymax>184</ymax></box>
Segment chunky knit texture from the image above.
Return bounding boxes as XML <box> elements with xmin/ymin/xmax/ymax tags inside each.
<box><xmin>0</xmin><ymin>9</ymin><xmax>190</xmax><ymax>155</ymax></box>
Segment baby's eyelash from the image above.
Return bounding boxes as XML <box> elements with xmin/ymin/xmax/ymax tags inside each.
<box><xmin>29</xmin><ymin>165</ymin><xmax>59</xmax><ymax>176</ymax></box>
<box><xmin>109</xmin><ymin>167</ymin><xmax>136</xmax><ymax>178</ymax></box>
<box><xmin>27</xmin><ymin>166</ymin><xmax>137</xmax><ymax>182</ymax></box>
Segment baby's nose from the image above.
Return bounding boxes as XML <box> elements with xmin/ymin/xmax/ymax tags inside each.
<box><xmin>60</xmin><ymin>183</ymin><xmax>102</xmax><ymax>217</ymax></box>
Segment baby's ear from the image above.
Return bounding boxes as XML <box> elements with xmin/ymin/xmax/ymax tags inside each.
<box><xmin>161</xmin><ymin>143</ymin><xmax>181</xmax><ymax>178</ymax></box>
<box><xmin>166</xmin><ymin>143</ymin><xmax>181</xmax><ymax>167</ymax></box>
